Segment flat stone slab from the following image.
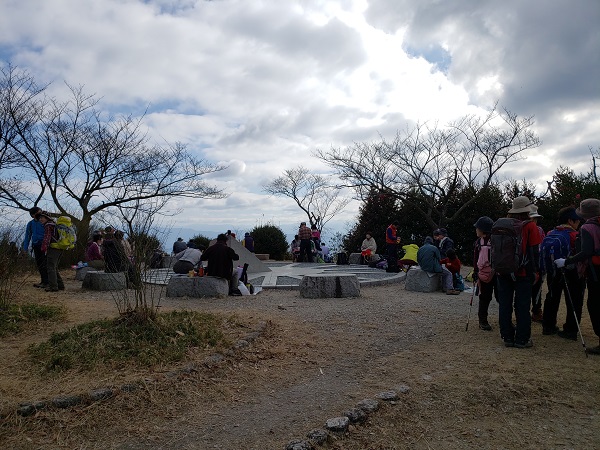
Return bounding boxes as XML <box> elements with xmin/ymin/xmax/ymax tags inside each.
<box><xmin>255</xmin><ymin>254</ymin><xmax>269</xmax><ymax>261</ymax></box>
<box><xmin>166</xmin><ymin>276</ymin><xmax>229</xmax><ymax>298</ymax></box>
<box><xmin>75</xmin><ymin>266</ymin><xmax>98</xmax><ymax>281</ymax></box>
<box><xmin>82</xmin><ymin>272</ymin><xmax>127</xmax><ymax>291</ymax></box>
<box><xmin>405</xmin><ymin>268</ymin><xmax>441</xmax><ymax>292</ymax></box>
<box><xmin>299</xmin><ymin>274</ymin><xmax>360</xmax><ymax>298</ymax></box>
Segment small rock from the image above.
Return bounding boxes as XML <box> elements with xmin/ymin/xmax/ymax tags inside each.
<box><xmin>356</xmin><ymin>398</ymin><xmax>379</xmax><ymax>413</ymax></box>
<box><xmin>376</xmin><ymin>391</ymin><xmax>399</xmax><ymax>401</ymax></box>
<box><xmin>234</xmin><ymin>339</ymin><xmax>250</xmax><ymax>349</ymax></box>
<box><xmin>284</xmin><ymin>439</ymin><xmax>314</xmax><ymax>450</ymax></box>
<box><xmin>396</xmin><ymin>384</ymin><xmax>410</xmax><ymax>394</ymax></box>
<box><xmin>306</xmin><ymin>429</ymin><xmax>329</xmax><ymax>445</ymax></box>
<box><xmin>325</xmin><ymin>416</ymin><xmax>350</xmax><ymax>432</ymax></box>
<box><xmin>89</xmin><ymin>388</ymin><xmax>113</xmax><ymax>401</ymax></box>
<box><xmin>343</xmin><ymin>408</ymin><xmax>367</xmax><ymax>423</ymax></box>
<box><xmin>244</xmin><ymin>331</ymin><xmax>261</xmax><ymax>342</ymax></box>
<box><xmin>203</xmin><ymin>353</ymin><xmax>225</xmax><ymax>367</ymax></box>
<box><xmin>422</xmin><ymin>374</ymin><xmax>432</xmax><ymax>381</ymax></box>
<box><xmin>17</xmin><ymin>404</ymin><xmax>35</xmax><ymax>417</ymax></box>
<box><xmin>52</xmin><ymin>395</ymin><xmax>82</xmax><ymax>408</ymax></box>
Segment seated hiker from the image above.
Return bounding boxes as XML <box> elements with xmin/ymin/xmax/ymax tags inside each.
<box><xmin>360</xmin><ymin>232</ymin><xmax>377</xmax><ymax>264</ymax></box>
<box><xmin>319</xmin><ymin>241</ymin><xmax>331</xmax><ymax>262</ymax></box>
<box><xmin>290</xmin><ymin>235</ymin><xmax>301</xmax><ymax>261</ymax></box>
<box><xmin>172</xmin><ymin>237</ymin><xmax>187</xmax><ymax>255</ymax></box>
<box><xmin>440</xmin><ymin>248</ymin><xmax>462</xmax><ymax>289</ymax></box>
<box><xmin>242</xmin><ymin>232</ymin><xmax>255</xmax><ymax>253</ymax></box>
<box><xmin>103</xmin><ymin>230</ymin><xmax>139</xmax><ymax>288</ymax></box>
<box><xmin>85</xmin><ymin>233</ymin><xmax>105</xmax><ymax>269</ymax></box>
<box><xmin>399</xmin><ymin>243</ymin><xmax>419</xmax><ymax>271</ymax></box>
<box><xmin>433</xmin><ymin>228</ymin><xmax>454</xmax><ymax>258</ymax></box>
<box><xmin>200</xmin><ymin>234</ymin><xmax>240</xmax><ymax>294</ymax></box>
<box><xmin>417</xmin><ymin>236</ymin><xmax>459</xmax><ymax>295</ymax></box>
<box><xmin>172</xmin><ymin>247</ymin><xmax>203</xmax><ymax>274</ymax></box>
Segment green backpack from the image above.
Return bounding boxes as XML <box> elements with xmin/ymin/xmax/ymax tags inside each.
<box><xmin>50</xmin><ymin>216</ymin><xmax>77</xmax><ymax>250</ymax></box>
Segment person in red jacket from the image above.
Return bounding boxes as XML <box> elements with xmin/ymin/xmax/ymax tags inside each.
<box><xmin>36</xmin><ymin>211</ymin><xmax>65</xmax><ymax>292</ymax></box>
<box><xmin>440</xmin><ymin>248</ymin><xmax>462</xmax><ymax>293</ymax></box>
<box><xmin>385</xmin><ymin>221</ymin><xmax>400</xmax><ymax>271</ymax></box>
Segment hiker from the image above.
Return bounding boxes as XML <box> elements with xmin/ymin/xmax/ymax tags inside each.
<box><xmin>385</xmin><ymin>222</ymin><xmax>401</xmax><ymax>272</ymax></box>
<box><xmin>103</xmin><ymin>230</ymin><xmax>138</xmax><ymax>287</ymax></box>
<box><xmin>201</xmin><ymin>233</ymin><xmax>240</xmax><ymax>294</ymax></box>
<box><xmin>472</xmin><ymin>216</ymin><xmax>497</xmax><ymax>331</ymax></box>
<box><xmin>319</xmin><ymin>242</ymin><xmax>331</xmax><ymax>262</ymax></box>
<box><xmin>554</xmin><ymin>198</ymin><xmax>600</xmax><ymax>355</ymax></box>
<box><xmin>298</xmin><ymin>222</ymin><xmax>313</xmax><ymax>262</ymax></box>
<box><xmin>290</xmin><ymin>235</ymin><xmax>301</xmax><ymax>262</ymax></box>
<box><xmin>541</xmin><ymin>207</ymin><xmax>583</xmax><ymax>340</ymax></box>
<box><xmin>85</xmin><ymin>233</ymin><xmax>105</xmax><ymax>269</ymax></box>
<box><xmin>433</xmin><ymin>228</ymin><xmax>454</xmax><ymax>258</ymax></box>
<box><xmin>173</xmin><ymin>247</ymin><xmax>203</xmax><ymax>274</ymax></box>
<box><xmin>187</xmin><ymin>239</ymin><xmax>197</xmax><ymax>249</ymax></box>
<box><xmin>398</xmin><ymin>243</ymin><xmax>419</xmax><ymax>271</ymax></box>
<box><xmin>172</xmin><ymin>237</ymin><xmax>187</xmax><ymax>255</ymax></box>
<box><xmin>115</xmin><ymin>230</ymin><xmax>133</xmax><ymax>261</ymax></box>
<box><xmin>417</xmin><ymin>236</ymin><xmax>459</xmax><ymax>295</ymax></box>
<box><xmin>529</xmin><ymin>206</ymin><xmax>546</xmax><ymax>322</ymax></box>
<box><xmin>36</xmin><ymin>211</ymin><xmax>65</xmax><ymax>292</ymax></box>
<box><xmin>22</xmin><ymin>206</ymin><xmax>48</xmax><ymax>288</ymax></box>
<box><xmin>311</xmin><ymin>224</ymin><xmax>322</xmax><ymax>251</ymax></box>
<box><xmin>440</xmin><ymin>248</ymin><xmax>462</xmax><ymax>289</ymax></box>
<box><xmin>242</xmin><ymin>232</ymin><xmax>255</xmax><ymax>252</ymax></box>
<box><xmin>360</xmin><ymin>232</ymin><xmax>378</xmax><ymax>264</ymax></box>
<box><xmin>494</xmin><ymin>196</ymin><xmax>541</xmax><ymax>348</ymax></box>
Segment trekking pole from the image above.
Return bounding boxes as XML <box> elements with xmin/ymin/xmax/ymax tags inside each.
<box><xmin>560</xmin><ymin>268</ymin><xmax>588</xmax><ymax>357</ymax></box>
<box><xmin>465</xmin><ymin>281</ymin><xmax>478</xmax><ymax>331</ymax></box>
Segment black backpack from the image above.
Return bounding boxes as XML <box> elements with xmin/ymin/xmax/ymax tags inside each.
<box><xmin>490</xmin><ymin>218</ymin><xmax>529</xmax><ymax>274</ymax></box>
<box><xmin>336</xmin><ymin>252</ymin><xmax>349</xmax><ymax>265</ymax></box>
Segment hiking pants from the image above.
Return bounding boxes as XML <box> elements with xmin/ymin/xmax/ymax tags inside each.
<box><xmin>299</xmin><ymin>239</ymin><xmax>313</xmax><ymax>262</ymax></box>
<box><xmin>478</xmin><ymin>276</ymin><xmax>497</xmax><ymax>324</ymax></box>
<box><xmin>46</xmin><ymin>248</ymin><xmax>64</xmax><ymax>290</ymax></box>
<box><xmin>386</xmin><ymin>243</ymin><xmax>397</xmax><ymax>267</ymax></box>
<box><xmin>32</xmin><ymin>242</ymin><xmax>48</xmax><ymax>285</ymax></box>
<box><xmin>497</xmin><ymin>274</ymin><xmax>533</xmax><ymax>344</ymax></box>
<box><xmin>441</xmin><ymin>266</ymin><xmax>454</xmax><ymax>291</ymax></box>
<box><xmin>542</xmin><ymin>269</ymin><xmax>584</xmax><ymax>334</ymax></box>
<box><xmin>587</xmin><ymin>265</ymin><xmax>600</xmax><ymax>338</ymax></box>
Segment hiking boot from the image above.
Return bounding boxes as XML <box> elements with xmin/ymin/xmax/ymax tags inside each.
<box><xmin>33</xmin><ymin>283</ymin><xmax>48</xmax><ymax>288</ymax></box>
<box><xmin>542</xmin><ymin>326</ymin><xmax>559</xmax><ymax>335</ymax></box>
<box><xmin>531</xmin><ymin>310</ymin><xmax>544</xmax><ymax>323</ymax></box>
<box><xmin>503</xmin><ymin>340</ymin><xmax>515</xmax><ymax>347</ymax></box>
<box><xmin>557</xmin><ymin>330</ymin><xmax>577</xmax><ymax>341</ymax></box>
<box><xmin>45</xmin><ymin>287</ymin><xmax>59</xmax><ymax>292</ymax></box>
<box><xmin>514</xmin><ymin>339</ymin><xmax>534</xmax><ymax>349</ymax></box>
<box><xmin>479</xmin><ymin>322</ymin><xmax>492</xmax><ymax>331</ymax></box>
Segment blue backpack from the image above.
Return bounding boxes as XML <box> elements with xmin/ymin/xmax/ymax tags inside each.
<box><xmin>540</xmin><ymin>228</ymin><xmax>571</xmax><ymax>273</ymax></box>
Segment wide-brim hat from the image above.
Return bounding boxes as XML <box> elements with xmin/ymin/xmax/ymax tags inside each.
<box><xmin>529</xmin><ymin>205</ymin><xmax>543</xmax><ymax>219</ymax></box>
<box><xmin>576</xmin><ymin>198</ymin><xmax>600</xmax><ymax>219</ymax></box>
<box><xmin>508</xmin><ymin>196</ymin><xmax>535</xmax><ymax>214</ymax></box>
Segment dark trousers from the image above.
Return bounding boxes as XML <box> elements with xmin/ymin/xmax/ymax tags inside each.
<box><xmin>173</xmin><ymin>260</ymin><xmax>194</xmax><ymax>274</ymax></box>
<box><xmin>531</xmin><ymin>273</ymin><xmax>544</xmax><ymax>313</ymax></box>
<box><xmin>497</xmin><ymin>274</ymin><xmax>533</xmax><ymax>344</ymax></box>
<box><xmin>478</xmin><ymin>276</ymin><xmax>497</xmax><ymax>324</ymax></box>
<box><xmin>32</xmin><ymin>243</ymin><xmax>48</xmax><ymax>284</ymax></box>
<box><xmin>587</xmin><ymin>265</ymin><xmax>600</xmax><ymax>338</ymax></box>
<box><xmin>46</xmin><ymin>248</ymin><xmax>64</xmax><ymax>290</ymax></box>
<box><xmin>386</xmin><ymin>243</ymin><xmax>397</xmax><ymax>266</ymax></box>
<box><xmin>299</xmin><ymin>239</ymin><xmax>313</xmax><ymax>262</ymax></box>
<box><xmin>542</xmin><ymin>269</ymin><xmax>584</xmax><ymax>333</ymax></box>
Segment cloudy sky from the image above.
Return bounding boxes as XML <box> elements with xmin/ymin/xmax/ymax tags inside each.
<box><xmin>1</xmin><ymin>0</ymin><xmax>598</xmax><ymax>243</ymax></box>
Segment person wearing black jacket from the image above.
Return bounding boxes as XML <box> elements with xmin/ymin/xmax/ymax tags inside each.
<box><xmin>201</xmin><ymin>234</ymin><xmax>240</xmax><ymax>294</ymax></box>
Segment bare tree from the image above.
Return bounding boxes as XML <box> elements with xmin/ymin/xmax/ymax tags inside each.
<box><xmin>315</xmin><ymin>104</ymin><xmax>541</xmax><ymax>229</ymax></box>
<box><xmin>262</xmin><ymin>166</ymin><xmax>351</xmax><ymax>231</ymax></box>
<box><xmin>0</xmin><ymin>65</ymin><xmax>227</xmax><ymax>251</ymax></box>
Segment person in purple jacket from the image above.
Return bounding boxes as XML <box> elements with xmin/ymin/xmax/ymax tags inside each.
<box><xmin>22</xmin><ymin>206</ymin><xmax>48</xmax><ymax>288</ymax></box>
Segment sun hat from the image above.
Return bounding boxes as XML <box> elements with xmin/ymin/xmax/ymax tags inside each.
<box><xmin>508</xmin><ymin>196</ymin><xmax>535</xmax><ymax>214</ymax></box>
<box><xmin>529</xmin><ymin>205</ymin><xmax>543</xmax><ymax>219</ymax></box>
<box><xmin>473</xmin><ymin>216</ymin><xmax>494</xmax><ymax>234</ymax></box>
<box><xmin>576</xmin><ymin>198</ymin><xmax>600</xmax><ymax>219</ymax></box>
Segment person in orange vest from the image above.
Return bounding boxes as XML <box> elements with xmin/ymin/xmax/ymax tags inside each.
<box><xmin>385</xmin><ymin>221</ymin><xmax>401</xmax><ymax>272</ymax></box>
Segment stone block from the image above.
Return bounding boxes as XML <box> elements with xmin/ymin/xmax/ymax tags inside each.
<box><xmin>75</xmin><ymin>266</ymin><xmax>98</xmax><ymax>281</ymax></box>
<box><xmin>405</xmin><ymin>268</ymin><xmax>441</xmax><ymax>292</ymax></box>
<box><xmin>82</xmin><ymin>271</ymin><xmax>127</xmax><ymax>291</ymax></box>
<box><xmin>166</xmin><ymin>276</ymin><xmax>229</xmax><ymax>298</ymax></box>
<box><xmin>299</xmin><ymin>274</ymin><xmax>360</xmax><ymax>298</ymax></box>
<box><xmin>255</xmin><ymin>253</ymin><xmax>269</xmax><ymax>261</ymax></box>
<box><xmin>348</xmin><ymin>253</ymin><xmax>361</xmax><ymax>264</ymax></box>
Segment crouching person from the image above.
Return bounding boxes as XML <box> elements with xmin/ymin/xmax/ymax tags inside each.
<box><xmin>200</xmin><ymin>234</ymin><xmax>240</xmax><ymax>295</ymax></box>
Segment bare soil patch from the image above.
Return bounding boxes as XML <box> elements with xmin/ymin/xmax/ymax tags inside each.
<box><xmin>1</xmin><ymin>270</ymin><xmax>599</xmax><ymax>449</ymax></box>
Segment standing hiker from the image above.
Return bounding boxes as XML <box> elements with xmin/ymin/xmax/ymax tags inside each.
<box><xmin>36</xmin><ymin>211</ymin><xmax>65</xmax><ymax>293</ymax></box>
<box><xmin>492</xmin><ymin>196</ymin><xmax>541</xmax><ymax>348</ymax></box>
<box><xmin>473</xmin><ymin>216</ymin><xmax>496</xmax><ymax>331</ymax></box>
<box><xmin>22</xmin><ymin>206</ymin><xmax>48</xmax><ymax>288</ymax></box>
<box><xmin>529</xmin><ymin>205</ymin><xmax>546</xmax><ymax>322</ymax></box>
<box><xmin>554</xmin><ymin>198</ymin><xmax>600</xmax><ymax>355</ymax></box>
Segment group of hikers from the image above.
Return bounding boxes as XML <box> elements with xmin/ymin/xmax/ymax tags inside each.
<box><xmin>377</xmin><ymin>196</ymin><xmax>600</xmax><ymax>354</ymax></box>
<box><xmin>290</xmin><ymin>222</ymin><xmax>331</xmax><ymax>263</ymax></box>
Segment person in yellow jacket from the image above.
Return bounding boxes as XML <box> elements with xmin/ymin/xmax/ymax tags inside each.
<box><xmin>399</xmin><ymin>243</ymin><xmax>419</xmax><ymax>272</ymax></box>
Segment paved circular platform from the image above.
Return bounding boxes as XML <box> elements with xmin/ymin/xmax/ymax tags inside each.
<box><xmin>247</xmin><ymin>262</ymin><xmax>405</xmax><ymax>289</ymax></box>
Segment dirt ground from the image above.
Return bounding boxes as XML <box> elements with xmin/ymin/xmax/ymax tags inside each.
<box><xmin>1</xmin><ymin>269</ymin><xmax>599</xmax><ymax>450</ymax></box>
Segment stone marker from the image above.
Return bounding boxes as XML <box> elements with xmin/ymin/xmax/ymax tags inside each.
<box><xmin>299</xmin><ymin>274</ymin><xmax>360</xmax><ymax>298</ymax></box>
<box><xmin>306</xmin><ymin>429</ymin><xmax>329</xmax><ymax>445</ymax></box>
<box><xmin>405</xmin><ymin>268</ymin><xmax>441</xmax><ymax>292</ymax></box>
<box><xmin>166</xmin><ymin>276</ymin><xmax>229</xmax><ymax>298</ymax></box>
<box><xmin>75</xmin><ymin>266</ymin><xmax>98</xmax><ymax>281</ymax></box>
<box><xmin>375</xmin><ymin>391</ymin><xmax>399</xmax><ymax>401</ymax></box>
<box><xmin>82</xmin><ymin>271</ymin><xmax>127</xmax><ymax>291</ymax></box>
<box><xmin>348</xmin><ymin>252</ymin><xmax>362</xmax><ymax>265</ymax></box>
<box><xmin>356</xmin><ymin>398</ymin><xmax>379</xmax><ymax>413</ymax></box>
<box><xmin>285</xmin><ymin>440</ymin><xmax>314</xmax><ymax>450</ymax></box>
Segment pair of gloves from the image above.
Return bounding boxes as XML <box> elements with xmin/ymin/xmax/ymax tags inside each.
<box><xmin>554</xmin><ymin>258</ymin><xmax>567</xmax><ymax>268</ymax></box>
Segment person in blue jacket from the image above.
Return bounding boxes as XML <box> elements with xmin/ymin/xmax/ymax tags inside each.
<box><xmin>22</xmin><ymin>206</ymin><xmax>49</xmax><ymax>288</ymax></box>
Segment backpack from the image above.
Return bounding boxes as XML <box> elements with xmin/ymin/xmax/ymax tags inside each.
<box><xmin>490</xmin><ymin>218</ymin><xmax>529</xmax><ymax>274</ymax></box>
<box><xmin>582</xmin><ymin>219</ymin><xmax>600</xmax><ymax>266</ymax></box>
<box><xmin>336</xmin><ymin>252</ymin><xmax>349</xmax><ymax>265</ymax></box>
<box><xmin>49</xmin><ymin>216</ymin><xmax>77</xmax><ymax>250</ymax></box>
<box><xmin>476</xmin><ymin>237</ymin><xmax>495</xmax><ymax>283</ymax></box>
<box><xmin>539</xmin><ymin>228</ymin><xmax>571</xmax><ymax>274</ymax></box>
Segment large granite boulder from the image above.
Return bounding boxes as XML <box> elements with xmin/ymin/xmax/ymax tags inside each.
<box><xmin>82</xmin><ymin>272</ymin><xmax>127</xmax><ymax>291</ymax></box>
<box><xmin>300</xmin><ymin>274</ymin><xmax>360</xmax><ymax>298</ymax></box>
<box><xmin>75</xmin><ymin>266</ymin><xmax>98</xmax><ymax>281</ymax></box>
<box><xmin>405</xmin><ymin>268</ymin><xmax>441</xmax><ymax>292</ymax></box>
<box><xmin>166</xmin><ymin>276</ymin><xmax>229</xmax><ymax>298</ymax></box>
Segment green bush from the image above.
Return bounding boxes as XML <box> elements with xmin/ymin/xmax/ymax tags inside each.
<box><xmin>189</xmin><ymin>234</ymin><xmax>212</xmax><ymax>250</ymax></box>
<box><xmin>250</xmin><ymin>223</ymin><xmax>288</xmax><ymax>260</ymax></box>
